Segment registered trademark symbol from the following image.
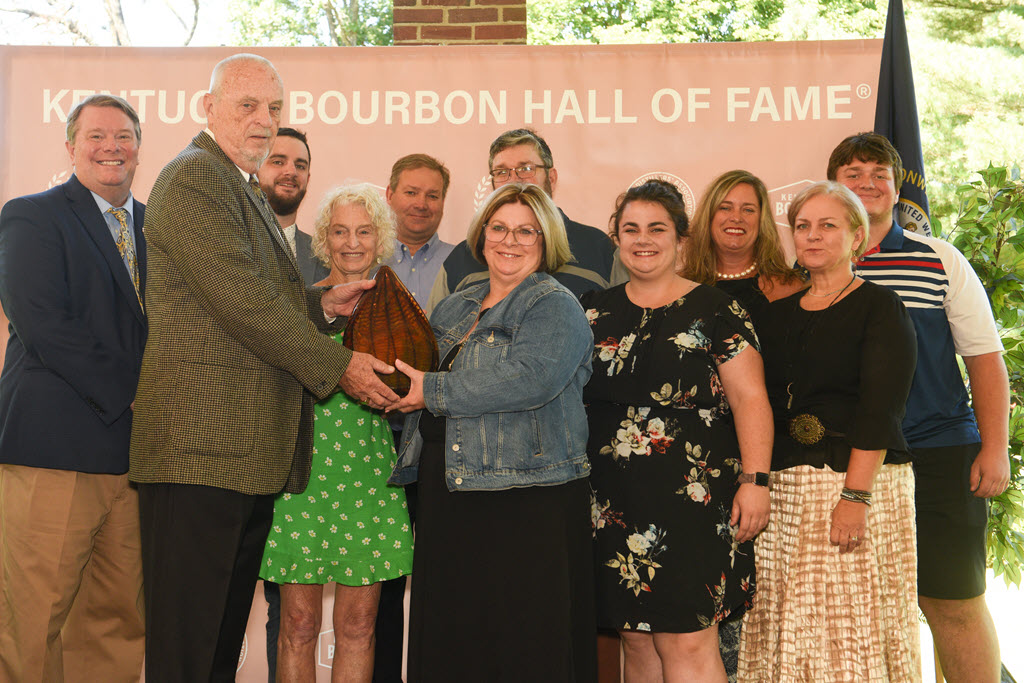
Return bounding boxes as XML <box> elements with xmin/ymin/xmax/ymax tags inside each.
<box><xmin>856</xmin><ymin>84</ymin><xmax>872</xmax><ymax>99</ymax></box>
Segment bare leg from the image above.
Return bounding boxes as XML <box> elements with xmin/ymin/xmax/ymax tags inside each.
<box><xmin>597</xmin><ymin>631</ymin><xmax>622</xmax><ymax>683</ymax></box>
<box><xmin>919</xmin><ymin>594</ymin><xmax>1000</xmax><ymax>683</ymax></box>
<box><xmin>331</xmin><ymin>583</ymin><xmax>381</xmax><ymax>683</ymax></box>
<box><xmin>277</xmin><ymin>583</ymin><xmax>324</xmax><ymax>683</ymax></box>
<box><xmin>619</xmin><ymin>631</ymin><xmax>664</xmax><ymax>683</ymax></box>
<box><xmin>653</xmin><ymin>625</ymin><xmax>727</xmax><ymax>683</ymax></box>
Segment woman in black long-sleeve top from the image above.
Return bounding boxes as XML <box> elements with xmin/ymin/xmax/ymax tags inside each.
<box><xmin>738</xmin><ymin>181</ymin><xmax>921</xmax><ymax>682</ymax></box>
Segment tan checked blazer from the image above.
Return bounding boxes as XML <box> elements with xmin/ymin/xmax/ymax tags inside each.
<box><xmin>129</xmin><ymin>132</ymin><xmax>350</xmax><ymax>495</ymax></box>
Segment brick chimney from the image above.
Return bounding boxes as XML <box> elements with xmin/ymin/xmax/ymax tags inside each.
<box><xmin>393</xmin><ymin>0</ymin><xmax>527</xmax><ymax>46</ymax></box>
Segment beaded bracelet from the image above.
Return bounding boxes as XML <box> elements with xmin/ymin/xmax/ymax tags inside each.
<box><xmin>840</xmin><ymin>487</ymin><xmax>872</xmax><ymax>505</ymax></box>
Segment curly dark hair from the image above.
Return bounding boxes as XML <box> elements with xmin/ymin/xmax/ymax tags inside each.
<box><xmin>608</xmin><ymin>180</ymin><xmax>689</xmax><ymax>242</ymax></box>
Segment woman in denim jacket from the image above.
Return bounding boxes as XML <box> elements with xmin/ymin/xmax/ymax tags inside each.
<box><xmin>390</xmin><ymin>183</ymin><xmax>597</xmax><ymax>682</ymax></box>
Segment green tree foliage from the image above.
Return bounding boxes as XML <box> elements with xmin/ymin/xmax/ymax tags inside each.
<box><xmin>935</xmin><ymin>166</ymin><xmax>1024</xmax><ymax>586</ymax></box>
<box><xmin>910</xmin><ymin>6</ymin><xmax>1024</xmax><ymax>221</ymax></box>
<box><xmin>228</xmin><ymin>0</ymin><xmax>392</xmax><ymax>46</ymax></box>
<box><xmin>920</xmin><ymin>0</ymin><xmax>1024</xmax><ymax>48</ymax></box>
<box><xmin>527</xmin><ymin>0</ymin><xmax>880</xmax><ymax>44</ymax></box>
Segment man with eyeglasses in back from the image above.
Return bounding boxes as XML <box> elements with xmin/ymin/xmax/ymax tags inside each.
<box><xmin>428</xmin><ymin>128</ymin><xmax>621</xmax><ymax>308</ymax></box>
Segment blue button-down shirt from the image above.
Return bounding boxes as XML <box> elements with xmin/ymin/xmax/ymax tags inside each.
<box><xmin>381</xmin><ymin>233</ymin><xmax>455</xmax><ymax>315</ymax></box>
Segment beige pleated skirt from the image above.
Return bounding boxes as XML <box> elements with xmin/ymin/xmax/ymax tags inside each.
<box><xmin>738</xmin><ymin>463</ymin><xmax>920</xmax><ymax>682</ymax></box>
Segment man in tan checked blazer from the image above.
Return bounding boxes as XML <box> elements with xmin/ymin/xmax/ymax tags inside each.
<box><xmin>129</xmin><ymin>54</ymin><xmax>398</xmax><ymax>681</ymax></box>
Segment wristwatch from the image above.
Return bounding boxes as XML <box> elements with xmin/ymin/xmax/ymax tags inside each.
<box><xmin>737</xmin><ymin>472</ymin><xmax>770</xmax><ymax>487</ymax></box>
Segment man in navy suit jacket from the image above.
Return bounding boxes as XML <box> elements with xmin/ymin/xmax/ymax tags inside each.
<box><xmin>0</xmin><ymin>94</ymin><xmax>147</xmax><ymax>682</ymax></box>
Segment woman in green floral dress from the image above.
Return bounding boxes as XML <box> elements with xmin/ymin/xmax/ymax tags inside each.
<box><xmin>260</xmin><ymin>184</ymin><xmax>413</xmax><ymax>682</ymax></box>
<box><xmin>582</xmin><ymin>181</ymin><xmax>772</xmax><ymax>682</ymax></box>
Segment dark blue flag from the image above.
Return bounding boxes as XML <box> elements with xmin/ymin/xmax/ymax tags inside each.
<box><xmin>874</xmin><ymin>0</ymin><xmax>932</xmax><ymax>235</ymax></box>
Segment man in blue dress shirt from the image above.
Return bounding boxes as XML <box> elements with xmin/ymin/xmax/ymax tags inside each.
<box><xmin>382</xmin><ymin>153</ymin><xmax>455</xmax><ymax>314</ymax></box>
<box><xmin>374</xmin><ymin>153</ymin><xmax>454</xmax><ymax>682</ymax></box>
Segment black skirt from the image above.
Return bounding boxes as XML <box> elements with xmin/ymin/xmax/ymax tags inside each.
<box><xmin>407</xmin><ymin>411</ymin><xmax>597</xmax><ymax>683</ymax></box>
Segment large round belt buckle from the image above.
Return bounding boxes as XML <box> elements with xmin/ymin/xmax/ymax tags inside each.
<box><xmin>789</xmin><ymin>414</ymin><xmax>825</xmax><ymax>445</ymax></box>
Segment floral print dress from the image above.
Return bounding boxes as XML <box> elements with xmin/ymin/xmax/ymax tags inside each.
<box><xmin>260</xmin><ymin>331</ymin><xmax>414</xmax><ymax>587</ymax></box>
<box><xmin>581</xmin><ymin>283</ymin><xmax>758</xmax><ymax>633</ymax></box>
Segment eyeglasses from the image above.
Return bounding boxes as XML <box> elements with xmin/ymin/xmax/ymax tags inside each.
<box><xmin>489</xmin><ymin>164</ymin><xmax>549</xmax><ymax>182</ymax></box>
<box><xmin>483</xmin><ymin>223</ymin><xmax>543</xmax><ymax>246</ymax></box>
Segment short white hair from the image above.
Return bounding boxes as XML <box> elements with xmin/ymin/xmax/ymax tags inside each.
<box><xmin>208</xmin><ymin>53</ymin><xmax>279</xmax><ymax>98</ymax></box>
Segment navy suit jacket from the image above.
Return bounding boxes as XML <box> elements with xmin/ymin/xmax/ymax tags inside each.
<box><xmin>295</xmin><ymin>228</ymin><xmax>330</xmax><ymax>285</ymax></box>
<box><xmin>0</xmin><ymin>174</ymin><xmax>147</xmax><ymax>473</ymax></box>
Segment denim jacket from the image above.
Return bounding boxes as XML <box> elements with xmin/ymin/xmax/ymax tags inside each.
<box><xmin>390</xmin><ymin>272</ymin><xmax>593</xmax><ymax>491</ymax></box>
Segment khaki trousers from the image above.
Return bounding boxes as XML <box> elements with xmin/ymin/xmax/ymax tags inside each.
<box><xmin>0</xmin><ymin>465</ymin><xmax>144</xmax><ymax>683</ymax></box>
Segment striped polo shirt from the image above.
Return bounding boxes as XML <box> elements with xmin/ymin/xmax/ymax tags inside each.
<box><xmin>856</xmin><ymin>223</ymin><xmax>1002</xmax><ymax>449</ymax></box>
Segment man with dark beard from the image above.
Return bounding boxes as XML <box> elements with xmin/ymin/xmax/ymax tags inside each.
<box><xmin>259</xmin><ymin>127</ymin><xmax>328</xmax><ymax>284</ymax></box>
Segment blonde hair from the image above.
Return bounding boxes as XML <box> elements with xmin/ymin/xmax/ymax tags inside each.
<box><xmin>311</xmin><ymin>183</ymin><xmax>397</xmax><ymax>267</ymax></box>
<box><xmin>684</xmin><ymin>170</ymin><xmax>801</xmax><ymax>288</ymax></box>
<box><xmin>465</xmin><ymin>183</ymin><xmax>572</xmax><ymax>274</ymax></box>
<box><xmin>787</xmin><ymin>181</ymin><xmax>870</xmax><ymax>261</ymax></box>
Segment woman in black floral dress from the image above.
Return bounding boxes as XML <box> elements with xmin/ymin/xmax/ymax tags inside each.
<box><xmin>582</xmin><ymin>180</ymin><xmax>773</xmax><ymax>682</ymax></box>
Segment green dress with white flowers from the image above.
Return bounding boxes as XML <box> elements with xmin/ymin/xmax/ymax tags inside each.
<box><xmin>260</xmin><ymin>332</ymin><xmax>413</xmax><ymax>586</ymax></box>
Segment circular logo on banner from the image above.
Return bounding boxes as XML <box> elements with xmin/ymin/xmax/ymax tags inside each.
<box><xmin>898</xmin><ymin>198</ymin><xmax>932</xmax><ymax>236</ymax></box>
<box><xmin>630</xmin><ymin>173</ymin><xmax>696</xmax><ymax>218</ymax></box>
<box><xmin>237</xmin><ymin>634</ymin><xmax>247</xmax><ymax>672</ymax></box>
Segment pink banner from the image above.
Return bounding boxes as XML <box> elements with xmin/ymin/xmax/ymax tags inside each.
<box><xmin>0</xmin><ymin>42</ymin><xmax>880</xmax><ymax>238</ymax></box>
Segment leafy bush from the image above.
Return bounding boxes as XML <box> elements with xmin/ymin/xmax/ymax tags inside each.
<box><xmin>935</xmin><ymin>164</ymin><xmax>1024</xmax><ymax>587</ymax></box>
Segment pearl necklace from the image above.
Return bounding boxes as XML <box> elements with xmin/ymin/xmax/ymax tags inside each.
<box><xmin>716</xmin><ymin>261</ymin><xmax>757</xmax><ymax>280</ymax></box>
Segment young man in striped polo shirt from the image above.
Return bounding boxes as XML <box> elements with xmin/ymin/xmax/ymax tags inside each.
<box><xmin>828</xmin><ymin>132</ymin><xmax>1009</xmax><ymax>683</ymax></box>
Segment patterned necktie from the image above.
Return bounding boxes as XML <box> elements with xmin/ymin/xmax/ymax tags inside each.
<box><xmin>249</xmin><ymin>174</ymin><xmax>269</xmax><ymax>206</ymax></box>
<box><xmin>107</xmin><ymin>207</ymin><xmax>143</xmax><ymax>310</ymax></box>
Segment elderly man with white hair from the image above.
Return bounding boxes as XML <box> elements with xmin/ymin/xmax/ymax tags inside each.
<box><xmin>130</xmin><ymin>53</ymin><xmax>397</xmax><ymax>681</ymax></box>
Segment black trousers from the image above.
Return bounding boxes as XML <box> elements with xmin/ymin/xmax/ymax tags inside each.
<box><xmin>138</xmin><ymin>482</ymin><xmax>274</xmax><ymax>683</ymax></box>
<box><xmin>372</xmin><ymin>427</ymin><xmax>417</xmax><ymax>682</ymax></box>
<box><xmin>264</xmin><ymin>581</ymin><xmax>281</xmax><ymax>682</ymax></box>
